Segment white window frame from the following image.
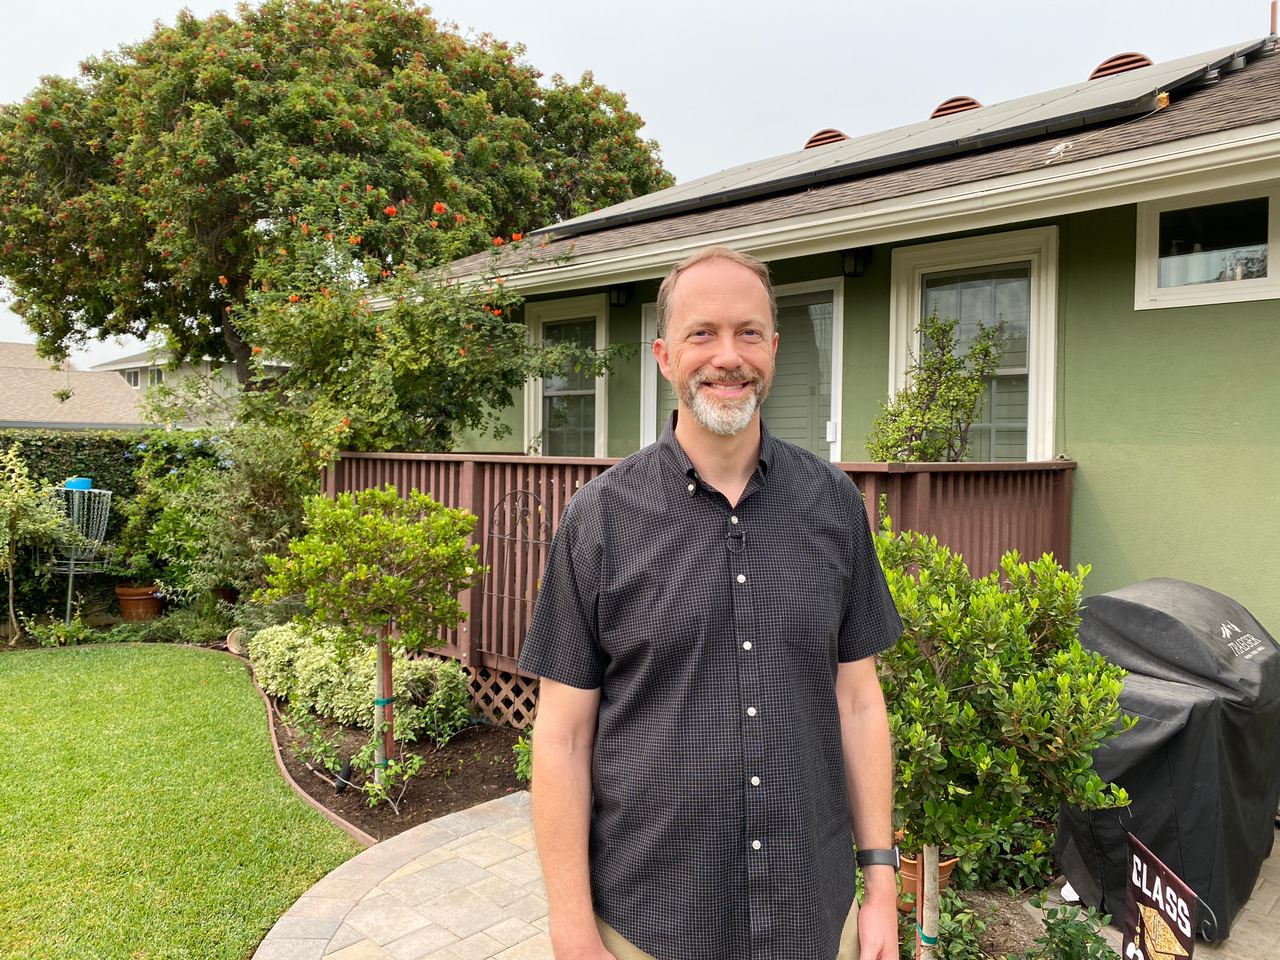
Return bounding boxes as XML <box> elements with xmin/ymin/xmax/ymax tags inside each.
<box><xmin>1135</xmin><ymin>181</ymin><xmax>1280</xmax><ymax>310</ymax></box>
<box><xmin>123</xmin><ymin>369</ymin><xmax>141</xmax><ymax>388</ymax></box>
<box><xmin>889</xmin><ymin>226</ymin><xmax>1058</xmax><ymax>462</ymax></box>
<box><xmin>525</xmin><ymin>293</ymin><xmax>609</xmax><ymax>458</ymax></box>
<box><xmin>640</xmin><ymin>278</ymin><xmax>845</xmax><ymax>461</ymax></box>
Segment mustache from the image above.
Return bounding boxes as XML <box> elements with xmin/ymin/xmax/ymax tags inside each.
<box><xmin>695</xmin><ymin>368</ymin><xmax>760</xmax><ymax>386</ymax></box>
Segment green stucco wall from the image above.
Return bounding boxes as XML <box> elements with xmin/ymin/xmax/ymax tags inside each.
<box><xmin>453</xmin><ymin>216</ymin><xmax>1278</xmax><ymax>630</ymax></box>
<box><xmin>1059</xmin><ymin>205</ymin><xmax>1280</xmax><ymax>629</ymax></box>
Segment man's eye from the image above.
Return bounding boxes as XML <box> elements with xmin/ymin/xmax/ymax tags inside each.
<box><xmin>741</xmin><ymin>329</ymin><xmax>762</xmax><ymax>339</ymax></box>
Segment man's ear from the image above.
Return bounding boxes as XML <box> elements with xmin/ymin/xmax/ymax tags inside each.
<box><xmin>653</xmin><ymin>337</ymin><xmax>672</xmax><ymax>381</ymax></box>
<box><xmin>771</xmin><ymin>329</ymin><xmax>779</xmax><ymax>359</ymax></box>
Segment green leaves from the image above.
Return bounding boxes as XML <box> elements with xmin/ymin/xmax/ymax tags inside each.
<box><xmin>866</xmin><ymin>308</ymin><xmax>1007</xmax><ymax>462</ymax></box>
<box><xmin>877</xmin><ymin>523</ymin><xmax>1133</xmax><ymax>889</ymax></box>
<box><xmin>0</xmin><ymin>0</ymin><xmax>673</xmax><ymax>376</ymax></box>
<box><xmin>258</xmin><ymin>482</ymin><xmax>484</xmax><ymax>652</ymax></box>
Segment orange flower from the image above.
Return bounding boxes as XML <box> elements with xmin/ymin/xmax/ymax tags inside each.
<box><xmin>432</xmin><ymin>201</ymin><xmax>446</xmax><ymax>214</ymax></box>
<box><xmin>376</xmin><ymin>325</ymin><xmax>383</xmax><ymax>334</ymax></box>
<box><xmin>341</xmin><ymin>417</ymin><xmax>351</xmax><ymax>426</ymax></box>
<box><xmin>429</xmin><ymin>220</ymin><xmax>438</xmax><ymax>229</ymax></box>
<box><xmin>458</xmin><ymin>347</ymin><xmax>467</xmax><ymax>356</ymax></box>
<box><xmin>495</xmin><ymin>277</ymin><xmax>505</xmax><ymax>284</ymax></box>
<box><xmin>218</xmin><ymin>275</ymin><xmax>228</xmax><ymax>287</ymax></box>
<box><xmin>492</xmin><ymin>237</ymin><xmax>504</xmax><ymax>246</ymax></box>
<box><xmin>454</xmin><ymin>213</ymin><xmax>465</xmax><ymax>223</ymax></box>
<box><xmin>347</xmin><ymin>234</ymin><xmax>361</xmax><ymax>245</ymax></box>
<box><xmin>251</xmin><ymin>346</ymin><xmax>263</xmax><ymax>354</ymax></box>
<box><xmin>384</xmin><ymin>204</ymin><xmax>397</xmax><ymax>217</ymax></box>
<box><xmin>365</xmin><ymin>184</ymin><xmax>373</xmax><ymax>192</ymax></box>
<box><xmin>511</xmin><ymin>232</ymin><xmax>523</xmax><ymax>242</ymax></box>
<box><xmin>278</xmin><ymin>247</ymin><xmax>288</xmax><ymax>255</ymax></box>
<box><xmin>288</xmin><ymin>294</ymin><xmax>300</xmax><ymax>303</ymax></box>
<box><xmin>301</xmin><ymin>223</ymin><xmax>310</xmax><ymax>235</ymax></box>
<box><xmin>492</xmin><ymin>308</ymin><xmax>502</xmax><ymax>316</ymax></box>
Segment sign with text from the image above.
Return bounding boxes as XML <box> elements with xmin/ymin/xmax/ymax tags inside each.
<box><xmin>1123</xmin><ymin>832</ymin><xmax>1197</xmax><ymax>960</ymax></box>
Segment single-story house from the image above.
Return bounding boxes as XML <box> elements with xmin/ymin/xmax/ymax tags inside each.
<box><xmin>0</xmin><ymin>341</ymin><xmax>152</xmax><ymax>430</ymax></box>
<box><xmin>447</xmin><ymin>36</ymin><xmax>1280</xmax><ymax>629</ymax></box>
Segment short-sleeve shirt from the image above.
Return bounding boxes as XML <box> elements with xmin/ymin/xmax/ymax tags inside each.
<box><xmin>519</xmin><ymin>414</ymin><xmax>902</xmax><ymax>960</ymax></box>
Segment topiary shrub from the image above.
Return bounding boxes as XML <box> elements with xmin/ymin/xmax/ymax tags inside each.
<box><xmin>247</xmin><ymin>622</ymin><xmax>471</xmax><ymax>745</ymax></box>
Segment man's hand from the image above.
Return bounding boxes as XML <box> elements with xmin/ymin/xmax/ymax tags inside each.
<box><xmin>549</xmin><ymin>920</ymin><xmax>618</xmax><ymax>960</ymax></box>
<box><xmin>858</xmin><ymin>879</ymin><xmax>901</xmax><ymax>960</ymax></box>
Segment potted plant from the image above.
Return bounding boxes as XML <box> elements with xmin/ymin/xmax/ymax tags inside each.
<box><xmin>874</xmin><ymin>520</ymin><xmax>1134</xmax><ymax>958</ymax></box>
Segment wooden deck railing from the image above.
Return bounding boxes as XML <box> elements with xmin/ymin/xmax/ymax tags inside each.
<box><xmin>321</xmin><ymin>453</ymin><xmax>1075</xmax><ymax>678</ymax></box>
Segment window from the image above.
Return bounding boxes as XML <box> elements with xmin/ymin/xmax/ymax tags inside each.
<box><xmin>526</xmin><ymin>294</ymin><xmax>607</xmax><ymax>457</ymax></box>
<box><xmin>148</xmin><ymin>368</ymin><xmax>164</xmax><ymax>386</ymax></box>
<box><xmin>890</xmin><ymin>227</ymin><xmax>1058</xmax><ymax>461</ymax></box>
<box><xmin>640</xmin><ymin>279</ymin><xmax>845</xmax><ymax>460</ymax></box>
<box><xmin>1136</xmin><ymin>183</ymin><xmax>1280</xmax><ymax>308</ymax></box>
<box><xmin>921</xmin><ymin>264</ymin><xmax>1030</xmax><ymax>461</ymax></box>
<box><xmin>122</xmin><ymin>370</ymin><xmax>141</xmax><ymax>388</ymax></box>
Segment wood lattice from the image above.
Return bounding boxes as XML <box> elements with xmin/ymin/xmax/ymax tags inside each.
<box><xmin>467</xmin><ymin>666</ymin><xmax>539</xmax><ymax>730</ymax></box>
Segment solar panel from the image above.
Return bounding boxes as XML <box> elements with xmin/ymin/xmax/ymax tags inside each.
<box><xmin>544</xmin><ymin>39</ymin><xmax>1268</xmax><ymax>240</ymax></box>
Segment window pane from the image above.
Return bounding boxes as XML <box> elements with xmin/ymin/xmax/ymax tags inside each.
<box><xmin>923</xmin><ymin>264</ymin><xmax>1029</xmax><ymax>370</ymax></box>
<box><xmin>542</xmin><ymin>318</ymin><xmax>596</xmax><ymax>392</ymax></box>
<box><xmin>922</xmin><ymin>267</ymin><xmax>1031</xmax><ymax>462</ymax></box>
<box><xmin>543</xmin><ymin>394</ymin><xmax>594</xmax><ymax>457</ymax></box>
<box><xmin>1158</xmin><ymin>197</ymin><xmax>1268</xmax><ymax>287</ymax></box>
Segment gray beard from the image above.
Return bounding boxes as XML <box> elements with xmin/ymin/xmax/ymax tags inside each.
<box><xmin>682</xmin><ymin>382</ymin><xmax>762</xmax><ymax>437</ymax></box>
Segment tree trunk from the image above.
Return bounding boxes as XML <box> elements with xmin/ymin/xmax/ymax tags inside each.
<box><xmin>221</xmin><ymin>315</ymin><xmax>254</xmax><ymax>387</ymax></box>
<box><xmin>918</xmin><ymin>844</ymin><xmax>940</xmax><ymax>960</ymax></box>
<box><xmin>373</xmin><ymin>631</ymin><xmax>387</xmax><ymax>789</ymax></box>
<box><xmin>6</xmin><ymin>543</ymin><xmax>18</xmax><ymax>645</ymax></box>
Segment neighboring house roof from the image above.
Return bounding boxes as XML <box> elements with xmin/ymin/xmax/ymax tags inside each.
<box><xmin>0</xmin><ymin>340</ymin><xmax>73</xmax><ymax>371</ymax></box>
<box><xmin>449</xmin><ymin>37</ymin><xmax>1280</xmax><ymax>286</ymax></box>
<box><xmin>89</xmin><ymin>345</ymin><xmax>170</xmax><ymax>371</ymax></box>
<box><xmin>0</xmin><ymin>342</ymin><xmax>153</xmax><ymax>430</ymax></box>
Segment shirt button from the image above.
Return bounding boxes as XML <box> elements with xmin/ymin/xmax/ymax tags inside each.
<box><xmin>746</xmin><ymin>706</ymin><xmax>757</xmax><ymax>717</ymax></box>
<box><xmin>742</xmin><ymin>641</ymin><xmax>752</xmax><ymax>650</ymax></box>
<box><xmin>751</xmin><ymin>776</ymin><xmax>761</xmax><ymax>786</ymax></box>
<box><xmin>687</xmin><ymin>482</ymin><xmax>695</xmax><ymax>493</ymax></box>
<box><xmin>736</xmin><ymin>573</ymin><xmax>746</xmax><ymax>584</ymax></box>
<box><xmin>751</xmin><ymin>840</ymin><xmax>762</xmax><ymax>851</ymax></box>
<box><xmin>731</xmin><ymin>515</ymin><xmax>739</xmax><ymax>524</ymax></box>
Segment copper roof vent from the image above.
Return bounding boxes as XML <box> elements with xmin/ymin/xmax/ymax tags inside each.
<box><xmin>804</xmin><ymin>128</ymin><xmax>849</xmax><ymax>149</ymax></box>
<box><xmin>930</xmin><ymin>96</ymin><xmax>982</xmax><ymax>119</ymax></box>
<box><xmin>1089</xmin><ymin>52</ymin><xmax>1153</xmax><ymax>80</ymax></box>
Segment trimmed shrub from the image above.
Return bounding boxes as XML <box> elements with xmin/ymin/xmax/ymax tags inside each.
<box><xmin>248</xmin><ymin>623</ymin><xmax>471</xmax><ymax>745</ymax></box>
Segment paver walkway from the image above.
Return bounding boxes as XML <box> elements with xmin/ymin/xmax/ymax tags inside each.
<box><xmin>255</xmin><ymin>790</ymin><xmax>1279</xmax><ymax>959</ymax></box>
<box><xmin>254</xmin><ymin>792</ymin><xmax>550</xmax><ymax>960</ymax></box>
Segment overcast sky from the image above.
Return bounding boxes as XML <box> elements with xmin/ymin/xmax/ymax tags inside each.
<box><xmin>1</xmin><ymin>0</ymin><xmax>1273</xmax><ymax>368</ymax></box>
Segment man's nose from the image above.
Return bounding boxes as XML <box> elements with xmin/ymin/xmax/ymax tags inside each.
<box><xmin>709</xmin><ymin>331</ymin><xmax>745</xmax><ymax>368</ymax></box>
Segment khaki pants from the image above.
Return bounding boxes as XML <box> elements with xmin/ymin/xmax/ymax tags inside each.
<box><xmin>596</xmin><ymin>898</ymin><xmax>860</xmax><ymax>960</ymax></box>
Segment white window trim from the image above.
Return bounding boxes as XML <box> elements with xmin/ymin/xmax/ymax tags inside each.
<box><xmin>639</xmin><ymin>277</ymin><xmax>845</xmax><ymax>462</ymax></box>
<box><xmin>889</xmin><ymin>226</ymin><xmax>1058</xmax><ymax>461</ymax></box>
<box><xmin>640</xmin><ymin>302</ymin><xmax>660</xmax><ymax>446</ymax></box>
<box><xmin>525</xmin><ymin>293</ymin><xmax>609</xmax><ymax>457</ymax></box>
<box><xmin>1135</xmin><ymin>180</ymin><xmax>1280</xmax><ymax>310</ymax></box>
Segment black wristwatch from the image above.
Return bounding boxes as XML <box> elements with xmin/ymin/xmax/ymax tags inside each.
<box><xmin>855</xmin><ymin>846</ymin><xmax>901</xmax><ymax>872</ymax></box>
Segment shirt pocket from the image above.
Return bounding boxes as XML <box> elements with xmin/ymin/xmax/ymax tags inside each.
<box><xmin>775</xmin><ymin>562</ymin><xmax>845</xmax><ymax>655</ymax></box>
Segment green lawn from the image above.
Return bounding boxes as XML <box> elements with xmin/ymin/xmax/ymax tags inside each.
<box><xmin>0</xmin><ymin>644</ymin><xmax>360</xmax><ymax>960</ymax></box>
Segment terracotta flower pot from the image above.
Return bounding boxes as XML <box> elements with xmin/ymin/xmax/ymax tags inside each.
<box><xmin>115</xmin><ymin>584</ymin><xmax>164</xmax><ymax>622</ymax></box>
<box><xmin>897</xmin><ymin>850</ymin><xmax>960</xmax><ymax>914</ymax></box>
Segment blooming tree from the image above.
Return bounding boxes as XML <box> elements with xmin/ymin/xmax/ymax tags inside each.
<box><xmin>0</xmin><ymin>0</ymin><xmax>672</xmax><ymax>380</ymax></box>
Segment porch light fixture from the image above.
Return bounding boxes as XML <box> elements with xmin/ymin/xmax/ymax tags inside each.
<box><xmin>608</xmin><ymin>284</ymin><xmax>633</xmax><ymax>308</ymax></box>
<box><xmin>840</xmin><ymin>247</ymin><xmax>873</xmax><ymax>278</ymax></box>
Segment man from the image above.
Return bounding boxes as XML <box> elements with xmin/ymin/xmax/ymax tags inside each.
<box><xmin>520</xmin><ymin>247</ymin><xmax>903</xmax><ymax>960</ymax></box>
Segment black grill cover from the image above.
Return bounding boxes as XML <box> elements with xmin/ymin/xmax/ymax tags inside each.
<box><xmin>1055</xmin><ymin>578</ymin><xmax>1280</xmax><ymax>942</ymax></box>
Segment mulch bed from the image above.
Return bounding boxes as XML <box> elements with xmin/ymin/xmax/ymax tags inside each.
<box><xmin>269</xmin><ymin>703</ymin><xmax>525</xmax><ymax>842</ymax></box>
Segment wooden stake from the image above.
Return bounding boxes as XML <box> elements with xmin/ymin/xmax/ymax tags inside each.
<box><xmin>920</xmin><ymin>844</ymin><xmax>940</xmax><ymax>960</ymax></box>
<box><xmin>381</xmin><ymin>623</ymin><xmax>395</xmax><ymax>764</ymax></box>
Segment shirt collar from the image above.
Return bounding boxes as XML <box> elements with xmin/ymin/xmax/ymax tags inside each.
<box><xmin>657</xmin><ymin>411</ymin><xmax>775</xmax><ymax>484</ymax></box>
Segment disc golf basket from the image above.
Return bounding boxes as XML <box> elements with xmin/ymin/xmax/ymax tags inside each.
<box><xmin>50</xmin><ymin>485</ymin><xmax>113</xmax><ymax>624</ymax></box>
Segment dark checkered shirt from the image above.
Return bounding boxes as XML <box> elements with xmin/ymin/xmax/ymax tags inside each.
<box><xmin>520</xmin><ymin>414</ymin><xmax>902</xmax><ymax>960</ymax></box>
